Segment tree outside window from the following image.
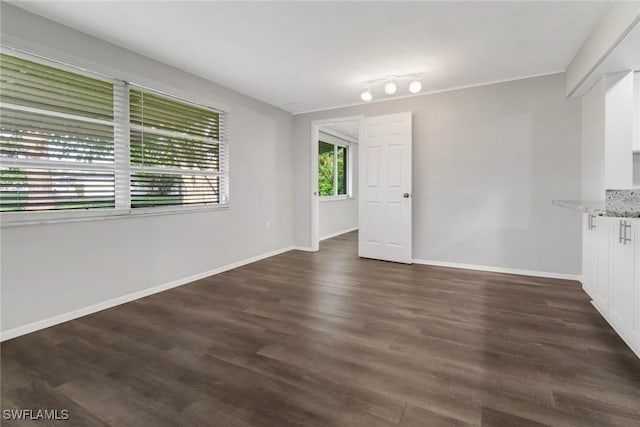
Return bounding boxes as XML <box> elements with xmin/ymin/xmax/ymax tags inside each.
<box><xmin>318</xmin><ymin>141</ymin><xmax>348</xmax><ymax>197</ymax></box>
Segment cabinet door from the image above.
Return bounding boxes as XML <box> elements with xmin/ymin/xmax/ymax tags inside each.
<box><xmin>610</xmin><ymin>219</ymin><xmax>636</xmax><ymax>331</ymax></box>
<box><xmin>634</xmin><ymin>219</ymin><xmax>640</xmax><ymax>343</ymax></box>
<box><xmin>593</xmin><ymin>217</ymin><xmax>613</xmax><ymax>312</ymax></box>
<box><xmin>583</xmin><ymin>214</ymin><xmax>598</xmax><ymax>299</ymax></box>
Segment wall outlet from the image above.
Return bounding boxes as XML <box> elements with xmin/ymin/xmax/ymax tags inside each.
<box><xmin>266</xmin><ymin>221</ymin><xmax>271</xmax><ymax>231</ymax></box>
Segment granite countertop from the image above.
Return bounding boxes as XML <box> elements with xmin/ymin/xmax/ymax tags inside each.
<box><xmin>552</xmin><ymin>200</ymin><xmax>640</xmax><ymax>218</ymax></box>
<box><xmin>554</xmin><ymin>189</ymin><xmax>640</xmax><ymax>218</ymax></box>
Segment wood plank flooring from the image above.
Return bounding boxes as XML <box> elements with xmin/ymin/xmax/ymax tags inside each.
<box><xmin>2</xmin><ymin>231</ymin><xmax>640</xmax><ymax>426</ymax></box>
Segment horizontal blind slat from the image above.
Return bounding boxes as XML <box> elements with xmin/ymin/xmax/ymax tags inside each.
<box><xmin>0</xmin><ymin>167</ymin><xmax>115</xmax><ymax>211</ymax></box>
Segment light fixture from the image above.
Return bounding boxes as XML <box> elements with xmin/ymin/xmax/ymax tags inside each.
<box><xmin>409</xmin><ymin>79</ymin><xmax>422</xmax><ymax>94</ymax></box>
<box><xmin>384</xmin><ymin>79</ymin><xmax>397</xmax><ymax>95</ymax></box>
<box><xmin>359</xmin><ymin>73</ymin><xmax>424</xmax><ymax>101</ymax></box>
<box><xmin>360</xmin><ymin>87</ymin><xmax>372</xmax><ymax>102</ymax></box>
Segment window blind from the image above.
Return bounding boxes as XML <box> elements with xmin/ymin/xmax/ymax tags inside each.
<box><xmin>0</xmin><ymin>50</ymin><xmax>229</xmax><ymax>220</ymax></box>
<box><xmin>0</xmin><ymin>53</ymin><xmax>123</xmax><ymax>212</ymax></box>
<box><xmin>129</xmin><ymin>88</ymin><xmax>227</xmax><ymax>208</ymax></box>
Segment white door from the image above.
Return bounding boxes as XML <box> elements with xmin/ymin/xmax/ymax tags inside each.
<box><xmin>358</xmin><ymin>112</ymin><xmax>412</xmax><ymax>263</ymax></box>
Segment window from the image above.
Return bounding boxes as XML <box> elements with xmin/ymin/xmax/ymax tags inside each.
<box><xmin>0</xmin><ymin>51</ymin><xmax>229</xmax><ymax>221</ymax></box>
<box><xmin>318</xmin><ymin>139</ymin><xmax>348</xmax><ymax>197</ymax></box>
<box><xmin>0</xmin><ymin>53</ymin><xmax>117</xmax><ymax>211</ymax></box>
<box><xmin>129</xmin><ymin>88</ymin><xmax>226</xmax><ymax>208</ymax></box>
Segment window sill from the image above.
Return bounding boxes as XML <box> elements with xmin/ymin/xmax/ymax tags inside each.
<box><xmin>319</xmin><ymin>195</ymin><xmax>353</xmax><ymax>202</ymax></box>
<box><xmin>0</xmin><ymin>203</ymin><xmax>230</xmax><ymax>228</ymax></box>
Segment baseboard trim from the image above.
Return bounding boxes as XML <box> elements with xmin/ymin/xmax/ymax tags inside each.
<box><xmin>412</xmin><ymin>258</ymin><xmax>581</xmax><ymax>281</ymax></box>
<box><xmin>320</xmin><ymin>227</ymin><xmax>359</xmax><ymax>241</ymax></box>
<box><xmin>591</xmin><ymin>301</ymin><xmax>640</xmax><ymax>359</ymax></box>
<box><xmin>290</xmin><ymin>246</ymin><xmax>315</xmax><ymax>252</ymax></box>
<box><xmin>0</xmin><ymin>245</ymin><xmax>295</xmax><ymax>342</ymax></box>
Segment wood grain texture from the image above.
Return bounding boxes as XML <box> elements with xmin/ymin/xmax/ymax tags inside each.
<box><xmin>2</xmin><ymin>231</ymin><xmax>640</xmax><ymax>426</ymax></box>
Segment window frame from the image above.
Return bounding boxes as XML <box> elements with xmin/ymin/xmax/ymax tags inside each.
<box><xmin>317</xmin><ymin>135</ymin><xmax>352</xmax><ymax>202</ymax></box>
<box><xmin>0</xmin><ymin>48</ymin><xmax>230</xmax><ymax>227</ymax></box>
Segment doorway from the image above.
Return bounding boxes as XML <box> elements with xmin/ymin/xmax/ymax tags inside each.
<box><xmin>310</xmin><ymin>116</ymin><xmax>362</xmax><ymax>251</ymax></box>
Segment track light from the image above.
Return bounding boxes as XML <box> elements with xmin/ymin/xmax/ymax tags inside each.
<box><xmin>409</xmin><ymin>80</ymin><xmax>422</xmax><ymax>94</ymax></box>
<box><xmin>359</xmin><ymin>73</ymin><xmax>424</xmax><ymax>101</ymax></box>
<box><xmin>360</xmin><ymin>88</ymin><xmax>372</xmax><ymax>102</ymax></box>
<box><xmin>384</xmin><ymin>80</ymin><xmax>397</xmax><ymax>95</ymax></box>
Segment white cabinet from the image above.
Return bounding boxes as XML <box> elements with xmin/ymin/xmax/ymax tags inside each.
<box><xmin>582</xmin><ymin>214</ymin><xmax>613</xmax><ymax>311</ymax></box>
<box><xmin>582</xmin><ymin>214</ymin><xmax>640</xmax><ymax>358</ymax></box>
<box><xmin>635</xmin><ymin>222</ymin><xmax>640</xmax><ymax>343</ymax></box>
<box><xmin>610</xmin><ymin>219</ymin><xmax>636</xmax><ymax>333</ymax></box>
<box><xmin>582</xmin><ymin>214</ymin><xmax>598</xmax><ymax>299</ymax></box>
<box><xmin>595</xmin><ymin>217</ymin><xmax>613</xmax><ymax>311</ymax></box>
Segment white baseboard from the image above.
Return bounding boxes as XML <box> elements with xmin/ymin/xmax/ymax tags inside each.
<box><xmin>0</xmin><ymin>245</ymin><xmax>295</xmax><ymax>342</ymax></box>
<box><xmin>290</xmin><ymin>246</ymin><xmax>315</xmax><ymax>252</ymax></box>
<box><xmin>592</xmin><ymin>301</ymin><xmax>640</xmax><ymax>359</ymax></box>
<box><xmin>412</xmin><ymin>258</ymin><xmax>581</xmax><ymax>281</ymax></box>
<box><xmin>320</xmin><ymin>227</ymin><xmax>359</xmax><ymax>241</ymax></box>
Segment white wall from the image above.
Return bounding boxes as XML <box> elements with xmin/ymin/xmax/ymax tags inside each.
<box><xmin>581</xmin><ymin>78</ymin><xmax>606</xmax><ymax>200</ymax></box>
<box><xmin>0</xmin><ymin>5</ymin><xmax>294</xmax><ymax>333</ymax></box>
<box><xmin>293</xmin><ymin>74</ymin><xmax>583</xmax><ymax>275</ymax></box>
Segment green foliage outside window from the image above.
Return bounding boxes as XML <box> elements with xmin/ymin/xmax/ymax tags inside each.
<box><xmin>318</xmin><ymin>141</ymin><xmax>347</xmax><ymax>197</ymax></box>
<box><xmin>318</xmin><ymin>141</ymin><xmax>334</xmax><ymax>196</ymax></box>
<box><xmin>337</xmin><ymin>146</ymin><xmax>347</xmax><ymax>195</ymax></box>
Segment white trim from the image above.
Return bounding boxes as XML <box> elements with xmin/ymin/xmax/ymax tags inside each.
<box><xmin>290</xmin><ymin>246</ymin><xmax>315</xmax><ymax>252</ymax></box>
<box><xmin>319</xmin><ymin>195</ymin><xmax>350</xmax><ymax>202</ymax></box>
<box><xmin>0</xmin><ymin>244</ymin><xmax>295</xmax><ymax>342</ymax></box>
<box><xmin>320</xmin><ymin>227</ymin><xmax>358</xmax><ymax>241</ymax></box>
<box><xmin>412</xmin><ymin>258</ymin><xmax>582</xmax><ymax>281</ymax></box>
<box><xmin>1</xmin><ymin>203</ymin><xmax>230</xmax><ymax>228</ymax></box>
<box><xmin>293</xmin><ymin>71</ymin><xmax>565</xmax><ymax>115</ymax></box>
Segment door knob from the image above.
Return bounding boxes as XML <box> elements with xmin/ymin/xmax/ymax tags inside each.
<box><xmin>403</xmin><ymin>193</ymin><xmax>410</xmax><ymax>198</ymax></box>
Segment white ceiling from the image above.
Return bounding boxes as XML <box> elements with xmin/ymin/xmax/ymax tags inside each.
<box><xmin>320</xmin><ymin>121</ymin><xmax>360</xmax><ymax>140</ymax></box>
<box><xmin>12</xmin><ymin>1</ymin><xmax>610</xmax><ymax>114</ymax></box>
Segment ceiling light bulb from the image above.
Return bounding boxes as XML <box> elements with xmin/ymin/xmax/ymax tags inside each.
<box><xmin>409</xmin><ymin>80</ymin><xmax>423</xmax><ymax>94</ymax></box>
<box><xmin>384</xmin><ymin>81</ymin><xmax>397</xmax><ymax>95</ymax></box>
<box><xmin>360</xmin><ymin>89</ymin><xmax>372</xmax><ymax>102</ymax></box>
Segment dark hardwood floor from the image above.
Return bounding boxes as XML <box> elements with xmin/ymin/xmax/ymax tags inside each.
<box><xmin>2</xmin><ymin>231</ymin><xmax>640</xmax><ymax>426</ymax></box>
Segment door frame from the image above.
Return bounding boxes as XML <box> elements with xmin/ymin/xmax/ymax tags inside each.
<box><xmin>310</xmin><ymin>115</ymin><xmax>364</xmax><ymax>251</ymax></box>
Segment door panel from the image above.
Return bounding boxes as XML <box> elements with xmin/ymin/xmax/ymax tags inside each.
<box><xmin>634</xmin><ymin>219</ymin><xmax>640</xmax><ymax>342</ymax></box>
<box><xmin>359</xmin><ymin>112</ymin><xmax>412</xmax><ymax>263</ymax></box>
<box><xmin>594</xmin><ymin>217</ymin><xmax>613</xmax><ymax>312</ymax></box>
<box><xmin>611</xmin><ymin>219</ymin><xmax>636</xmax><ymax>331</ymax></box>
<box><xmin>583</xmin><ymin>214</ymin><xmax>597</xmax><ymax>299</ymax></box>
